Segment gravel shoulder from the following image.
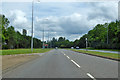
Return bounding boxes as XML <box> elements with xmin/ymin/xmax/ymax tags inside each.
<box><xmin>2</xmin><ymin>54</ymin><xmax>40</xmax><ymax>73</ymax></box>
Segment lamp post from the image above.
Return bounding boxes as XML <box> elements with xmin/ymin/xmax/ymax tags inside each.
<box><xmin>42</xmin><ymin>18</ymin><xmax>48</xmax><ymax>49</ymax></box>
<box><xmin>43</xmin><ymin>25</ymin><xmax>45</xmax><ymax>49</ymax></box>
<box><xmin>31</xmin><ymin>1</ymin><xmax>34</xmax><ymax>52</ymax></box>
<box><xmin>107</xmin><ymin>23</ymin><xmax>109</xmax><ymax>44</ymax></box>
<box><xmin>31</xmin><ymin>0</ymin><xmax>40</xmax><ymax>52</ymax></box>
<box><xmin>86</xmin><ymin>38</ymin><xmax>88</xmax><ymax>51</ymax></box>
<box><xmin>105</xmin><ymin>21</ymin><xmax>109</xmax><ymax>44</ymax></box>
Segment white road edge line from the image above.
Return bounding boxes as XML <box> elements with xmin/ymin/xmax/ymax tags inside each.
<box><xmin>71</xmin><ymin>60</ymin><xmax>81</xmax><ymax>68</ymax></box>
<box><xmin>87</xmin><ymin>73</ymin><xmax>95</xmax><ymax>80</ymax></box>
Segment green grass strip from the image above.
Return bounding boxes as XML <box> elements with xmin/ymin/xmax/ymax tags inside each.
<box><xmin>69</xmin><ymin>49</ymin><xmax>119</xmax><ymax>59</ymax></box>
<box><xmin>80</xmin><ymin>48</ymin><xmax>120</xmax><ymax>51</ymax></box>
<box><xmin>1</xmin><ymin>48</ymin><xmax>52</xmax><ymax>55</ymax></box>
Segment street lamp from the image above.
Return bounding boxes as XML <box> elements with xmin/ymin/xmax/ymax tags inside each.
<box><xmin>42</xmin><ymin>18</ymin><xmax>48</xmax><ymax>49</ymax></box>
<box><xmin>31</xmin><ymin>0</ymin><xmax>40</xmax><ymax>52</ymax></box>
<box><xmin>86</xmin><ymin>38</ymin><xmax>88</xmax><ymax>51</ymax></box>
<box><xmin>107</xmin><ymin>22</ymin><xmax>109</xmax><ymax>44</ymax></box>
<box><xmin>47</xmin><ymin>28</ymin><xmax>49</xmax><ymax>48</ymax></box>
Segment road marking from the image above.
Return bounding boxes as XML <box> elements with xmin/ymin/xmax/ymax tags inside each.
<box><xmin>62</xmin><ymin>51</ymin><xmax>95</xmax><ymax>80</ymax></box>
<box><xmin>66</xmin><ymin>56</ymin><xmax>70</xmax><ymax>59</ymax></box>
<box><xmin>87</xmin><ymin>73</ymin><xmax>95</xmax><ymax>80</ymax></box>
<box><xmin>71</xmin><ymin>60</ymin><xmax>81</xmax><ymax>68</ymax></box>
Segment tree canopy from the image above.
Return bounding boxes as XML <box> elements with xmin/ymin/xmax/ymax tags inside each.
<box><xmin>1</xmin><ymin>15</ymin><xmax>120</xmax><ymax>49</ymax></box>
<box><xmin>1</xmin><ymin>15</ymin><xmax>42</xmax><ymax>49</ymax></box>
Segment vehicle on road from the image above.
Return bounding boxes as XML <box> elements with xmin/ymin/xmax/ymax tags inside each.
<box><xmin>71</xmin><ymin>47</ymin><xmax>74</xmax><ymax>49</ymax></box>
<box><xmin>76</xmin><ymin>46</ymin><xmax>79</xmax><ymax>49</ymax></box>
<box><xmin>55</xmin><ymin>47</ymin><xmax>58</xmax><ymax>50</ymax></box>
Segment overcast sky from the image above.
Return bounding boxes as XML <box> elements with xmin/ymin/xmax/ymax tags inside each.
<box><xmin>2</xmin><ymin>1</ymin><xmax>118</xmax><ymax>41</ymax></box>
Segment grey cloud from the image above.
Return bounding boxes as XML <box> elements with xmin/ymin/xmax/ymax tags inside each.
<box><xmin>8</xmin><ymin>10</ymin><xmax>31</xmax><ymax>31</ymax></box>
<box><xmin>59</xmin><ymin>15</ymin><xmax>90</xmax><ymax>34</ymax></box>
<box><xmin>87</xmin><ymin>2</ymin><xmax>117</xmax><ymax>21</ymax></box>
<box><xmin>5</xmin><ymin>2</ymin><xmax>118</xmax><ymax>41</ymax></box>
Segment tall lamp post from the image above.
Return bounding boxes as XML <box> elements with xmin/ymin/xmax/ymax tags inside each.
<box><xmin>42</xmin><ymin>18</ymin><xmax>48</xmax><ymax>49</ymax></box>
<box><xmin>31</xmin><ymin>1</ymin><xmax>34</xmax><ymax>52</ymax></box>
<box><xmin>107</xmin><ymin>22</ymin><xmax>109</xmax><ymax>44</ymax></box>
<box><xmin>105</xmin><ymin>21</ymin><xmax>109</xmax><ymax>44</ymax></box>
<box><xmin>31</xmin><ymin>0</ymin><xmax>40</xmax><ymax>52</ymax></box>
<box><xmin>86</xmin><ymin>38</ymin><xmax>88</xmax><ymax>51</ymax></box>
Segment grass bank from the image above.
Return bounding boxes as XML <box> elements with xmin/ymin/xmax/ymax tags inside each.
<box><xmin>1</xmin><ymin>48</ymin><xmax>52</xmax><ymax>55</ymax></box>
<box><xmin>69</xmin><ymin>49</ymin><xmax>119</xmax><ymax>60</ymax></box>
<box><xmin>80</xmin><ymin>48</ymin><xmax>120</xmax><ymax>52</ymax></box>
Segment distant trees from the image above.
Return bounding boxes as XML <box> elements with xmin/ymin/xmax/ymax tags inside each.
<box><xmin>74</xmin><ymin>20</ymin><xmax>120</xmax><ymax>49</ymax></box>
<box><xmin>23</xmin><ymin>29</ymin><xmax>27</xmax><ymax>36</ymax></box>
<box><xmin>50</xmin><ymin>37</ymin><xmax>74</xmax><ymax>48</ymax></box>
<box><xmin>1</xmin><ymin>15</ymin><xmax>42</xmax><ymax>49</ymax></box>
<box><xmin>1</xmin><ymin>14</ymin><xmax>120</xmax><ymax>49</ymax></box>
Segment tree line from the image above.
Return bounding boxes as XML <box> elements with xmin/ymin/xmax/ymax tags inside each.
<box><xmin>1</xmin><ymin>14</ymin><xmax>120</xmax><ymax>49</ymax></box>
<box><xmin>1</xmin><ymin>15</ymin><xmax>42</xmax><ymax>49</ymax></box>
<box><xmin>75</xmin><ymin>20</ymin><xmax>120</xmax><ymax>49</ymax></box>
<box><xmin>49</xmin><ymin>20</ymin><xmax>120</xmax><ymax>49</ymax></box>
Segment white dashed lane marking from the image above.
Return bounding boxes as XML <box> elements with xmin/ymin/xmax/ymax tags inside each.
<box><xmin>61</xmin><ymin>51</ymin><xmax>96</xmax><ymax>80</ymax></box>
<box><xmin>71</xmin><ymin>60</ymin><xmax>81</xmax><ymax>68</ymax></box>
<box><xmin>66</xmin><ymin>56</ymin><xmax>70</xmax><ymax>59</ymax></box>
<box><xmin>87</xmin><ymin>73</ymin><xmax>96</xmax><ymax>80</ymax></box>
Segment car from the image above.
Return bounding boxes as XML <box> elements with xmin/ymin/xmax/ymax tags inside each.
<box><xmin>71</xmin><ymin>47</ymin><xmax>74</xmax><ymax>49</ymax></box>
<box><xmin>55</xmin><ymin>47</ymin><xmax>58</xmax><ymax>49</ymax></box>
<box><xmin>76</xmin><ymin>46</ymin><xmax>79</xmax><ymax>49</ymax></box>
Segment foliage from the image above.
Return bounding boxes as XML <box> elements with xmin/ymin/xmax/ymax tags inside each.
<box><xmin>1</xmin><ymin>15</ymin><xmax>42</xmax><ymax>49</ymax></box>
<box><xmin>74</xmin><ymin>20</ymin><xmax>120</xmax><ymax>49</ymax></box>
<box><xmin>1</xmin><ymin>14</ymin><xmax>120</xmax><ymax>49</ymax></box>
<box><xmin>50</xmin><ymin>37</ymin><xmax>74</xmax><ymax>48</ymax></box>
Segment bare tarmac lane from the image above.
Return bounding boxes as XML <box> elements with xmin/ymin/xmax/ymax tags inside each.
<box><xmin>3</xmin><ymin>49</ymin><xmax>118</xmax><ymax>79</ymax></box>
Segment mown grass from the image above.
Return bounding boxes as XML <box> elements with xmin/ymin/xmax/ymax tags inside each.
<box><xmin>0</xmin><ymin>48</ymin><xmax>52</xmax><ymax>55</ymax></box>
<box><xmin>69</xmin><ymin>49</ymin><xmax>119</xmax><ymax>59</ymax></box>
<box><xmin>80</xmin><ymin>48</ymin><xmax>120</xmax><ymax>52</ymax></box>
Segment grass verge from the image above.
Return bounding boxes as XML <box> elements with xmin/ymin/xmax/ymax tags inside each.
<box><xmin>69</xmin><ymin>49</ymin><xmax>119</xmax><ymax>60</ymax></box>
<box><xmin>80</xmin><ymin>48</ymin><xmax>120</xmax><ymax>52</ymax></box>
<box><xmin>1</xmin><ymin>48</ymin><xmax>52</xmax><ymax>55</ymax></box>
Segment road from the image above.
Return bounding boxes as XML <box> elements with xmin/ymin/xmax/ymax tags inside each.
<box><xmin>3</xmin><ymin>49</ymin><xmax>118</xmax><ymax>79</ymax></box>
<box><xmin>79</xmin><ymin>49</ymin><xmax>119</xmax><ymax>54</ymax></box>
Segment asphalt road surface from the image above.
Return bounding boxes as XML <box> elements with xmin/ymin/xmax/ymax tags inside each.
<box><xmin>3</xmin><ymin>49</ymin><xmax>118</xmax><ymax>79</ymax></box>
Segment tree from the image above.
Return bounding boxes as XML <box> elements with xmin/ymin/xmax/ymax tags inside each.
<box><xmin>23</xmin><ymin>29</ymin><xmax>27</xmax><ymax>36</ymax></box>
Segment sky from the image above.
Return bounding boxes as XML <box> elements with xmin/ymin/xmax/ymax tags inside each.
<box><xmin>1</xmin><ymin>1</ymin><xmax>119</xmax><ymax>41</ymax></box>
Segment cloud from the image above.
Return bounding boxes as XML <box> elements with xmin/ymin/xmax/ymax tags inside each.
<box><xmin>87</xmin><ymin>2</ymin><xmax>118</xmax><ymax>21</ymax></box>
<box><xmin>7</xmin><ymin>10</ymin><xmax>31</xmax><ymax>34</ymax></box>
<box><xmin>3</xmin><ymin>2</ymin><xmax>118</xmax><ymax>41</ymax></box>
<box><xmin>34</xmin><ymin>12</ymin><xmax>100</xmax><ymax>41</ymax></box>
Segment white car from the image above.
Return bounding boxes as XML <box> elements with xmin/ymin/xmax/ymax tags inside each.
<box><xmin>71</xmin><ymin>47</ymin><xmax>74</xmax><ymax>49</ymax></box>
<box><xmin>76</xmin><ymin>46</ymin><xmax>79</xmax><ymax>49</ymax></box>
<box><xmin>55</xmin><ymin>47</ymin><xmax>58</xmax><ymax>49</ymax></box>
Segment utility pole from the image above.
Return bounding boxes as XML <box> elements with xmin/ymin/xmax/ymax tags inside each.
<box><xmin>31</xmin><ymin>1</ymin><xmax>34</xmax><ymax>52</ymax></box>
<box><xmin>47</xmin><ymin>28</ymin><xmax>49</xmax><ymax>48</ymax></box>
<box><xmin>43</xmin><ymin>26</ymin><xmax>45</xmax><ymax>49</ymax></box>
<box><xmin>107</xmin><ymin>23</ymin><xmax>109</xmax><ymax>44</ymax></box>
<box><xmin>42</xmin><ymin>18</ymin><xmax>48</xmax><ymax>49</ymax></box>
<box><xmin>31</xmin><ymin>0</ymin><xmax>40</xmax><ymax>51</ymax></box>
<box><xmin>86</xmin><ymin>38</ymin><xmax>88</xmax><ymax>51</ymax></box>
